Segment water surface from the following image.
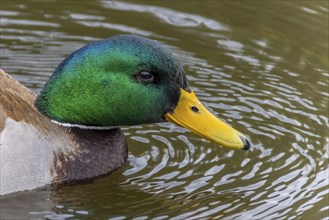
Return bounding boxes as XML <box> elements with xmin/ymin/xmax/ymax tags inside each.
<box><xmin>1</xmin><ymin>1</ymin><xmax>328</xmax><ymax>219</ymax></box>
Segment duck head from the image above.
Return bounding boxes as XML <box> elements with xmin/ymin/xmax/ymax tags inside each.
<box><xmin>35</xmin><ymin>35</ymin><xmax>250</xmax><ymax>150</ymax></box>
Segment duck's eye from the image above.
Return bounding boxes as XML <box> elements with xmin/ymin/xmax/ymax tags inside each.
<box><xmin>136</xmin><ymin>71</ymin><xmax>154</xmax><ymax>83</ymax></box>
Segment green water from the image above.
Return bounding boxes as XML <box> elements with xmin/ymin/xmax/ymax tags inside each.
<box><xmin>1</xmin><ymin>1</ymin><xmax>328</xmax><ymax>219</ymax></box>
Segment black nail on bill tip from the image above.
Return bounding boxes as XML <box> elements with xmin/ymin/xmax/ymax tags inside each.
<box><xmin>240</xmin><ymin>136</ymin><xmax>251</xmax><ymax>150</ymax></box>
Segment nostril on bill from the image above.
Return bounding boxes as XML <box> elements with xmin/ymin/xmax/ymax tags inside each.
<box><xmin>191</xmin><ymin>106</ymin><xmax>199</xmax><ymax>113</ymax></box>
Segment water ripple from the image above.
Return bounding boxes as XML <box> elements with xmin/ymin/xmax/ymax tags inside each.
<box><xmin>101</xmin><ymin>1</ymin><xmax>229</xmax><ymax>31</ymax></box>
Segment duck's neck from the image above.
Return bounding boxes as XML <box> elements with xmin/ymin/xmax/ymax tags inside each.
<box><xmin>51</xmin><ymin>127</ymin><xmax>128</xmax><ymax>187</ymax></box>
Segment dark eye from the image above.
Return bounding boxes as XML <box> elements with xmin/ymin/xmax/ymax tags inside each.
<box><xmin>136</xmin><ymin>71</ymin><xmax>154</xmax><ymax>83</ymax></box>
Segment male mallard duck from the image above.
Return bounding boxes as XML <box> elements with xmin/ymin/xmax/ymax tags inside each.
<box><xmin>0</xmin><ymin>35</ymin><xmax>250</xmax><ymax>195</ymax></box>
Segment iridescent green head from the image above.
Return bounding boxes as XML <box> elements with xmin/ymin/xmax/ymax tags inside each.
<box><xmin>35</xmin><ymin>34</ymin><xmax>250</xmax><ymax>150</ymax></box>
<box><xmin>35</xmin><ymin>35</ymin><xmax>190</xmax><ymax>127</ymax></box>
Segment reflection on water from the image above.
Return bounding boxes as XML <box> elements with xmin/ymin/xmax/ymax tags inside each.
<box><xmin>1</xmin><ymin>1</ymin><xmax>328</xmax><ymax>219</ymax></box>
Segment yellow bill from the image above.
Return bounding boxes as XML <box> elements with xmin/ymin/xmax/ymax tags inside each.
<box><xmin>165</xmin><ymin>89</ymin><xmax>250</xmax><ymax>150</ymax></box>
